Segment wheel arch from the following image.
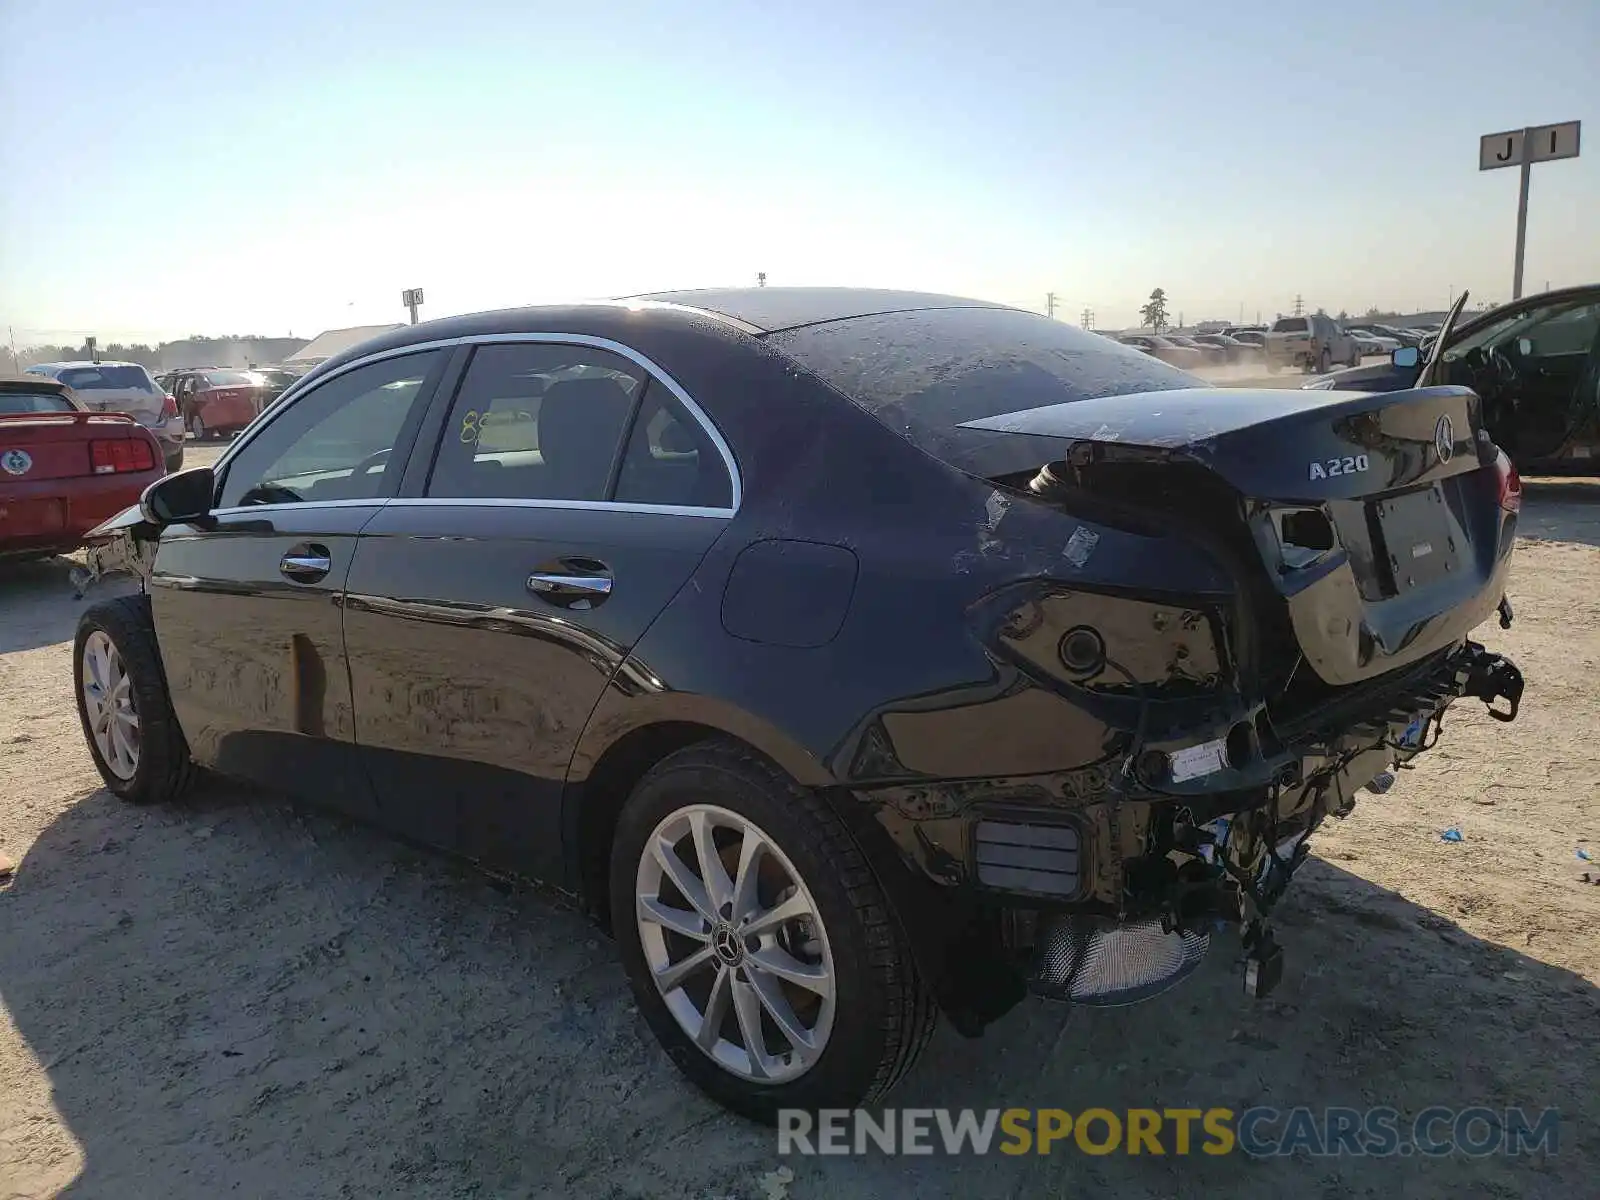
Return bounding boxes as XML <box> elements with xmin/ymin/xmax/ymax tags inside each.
<box><xmin>563</xmin><ymin>696</ymin><xmax>835</xmax><ymax>927</ymax></box>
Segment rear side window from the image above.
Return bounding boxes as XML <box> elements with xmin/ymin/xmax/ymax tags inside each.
<box><xmin>1272</xmin><ymin>318</ymin><xmax>1308</xmax><ymax>333</ymax></box>
<box><xmin>427</xmin><ymin>343</ymin><xmax>645</xmax><ymax>502</ymax></box>
<box><xmin>56</xmin><ymin>365</ymin><xmax>155</xmax><ymax>391</ymax></box>
<box><xmin>769</xmin><ymin>306</ymin><xmax>1196</xmax><ymax>471</ymax></box>
<box><xmin>614</xmin><ymin>386</ymin><xmax>733</xmax><ymax>509</ymax></box>
<box><xmin>0</xmin><ymin>390</ymin><xmax>74</xmax><ymax>414</ymax></box>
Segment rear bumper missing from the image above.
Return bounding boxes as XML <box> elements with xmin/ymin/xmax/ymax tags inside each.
<box><xmin>853</xmin><ymin>638</ymin><xmax>1522</xmax><ymax>1025</ymax></box>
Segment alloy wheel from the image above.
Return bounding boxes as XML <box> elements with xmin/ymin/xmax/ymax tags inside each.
<box><xmin>81</xmin><ymin>630</ymin><xmax>140</xmax><ymax>779</ymax></box>
<box><xmin>634</xmin><ymin>804</ymin><xmax>836</xmax><ymax>1084</ymax></box>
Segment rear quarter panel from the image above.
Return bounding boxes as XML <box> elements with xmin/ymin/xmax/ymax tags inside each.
<box><xmin>565</xmin><ymin>329</ymin><xmax>1235</xmax><ymax>792</ymax></box>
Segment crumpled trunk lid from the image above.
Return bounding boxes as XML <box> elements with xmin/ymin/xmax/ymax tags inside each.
<box><xmin>963</xmin><ymin>384</ymin><xmax>1516</xmax><ymax>689</ymax></box>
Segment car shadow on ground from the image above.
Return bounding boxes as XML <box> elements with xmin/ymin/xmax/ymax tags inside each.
<box><xmin>1519</xmin><ymin>478</ymin><xmax>1600</xmax><ymax>549</ymax></box>
<box><xmin>1</xmin><ymin>785</ymin><xmax>1593</xmax><ymax>1199</ymax></box>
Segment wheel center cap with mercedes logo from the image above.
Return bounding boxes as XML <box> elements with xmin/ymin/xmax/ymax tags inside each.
<box><xmin>712</xmin><ymin>925</ymin><xmax>744</xmax><ymax>965</ymax></box>
<box><xmin>1</xmin><ymin>448</ymin><xmax>33</xmax><ymax>476</ymax></box>
<box><xmin>1434</xmin><ymin>414</ymin><xmax>1454</xmax><ymax>464</ymax></box>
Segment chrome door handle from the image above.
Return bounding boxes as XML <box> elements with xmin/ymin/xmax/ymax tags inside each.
<box><xmin>526</xmin><ymin>572</ymin><xmax>612</xmax><ymax>596</ymax></box>
<box><xmin>280</xmin><ymin>545</ymin><xmax>332</xmax><ymax>583</ymax></box>
<box><xmin>525</xmin><ymin>557</ymin><xmax>614</xmax><ymax>608</ymax></box>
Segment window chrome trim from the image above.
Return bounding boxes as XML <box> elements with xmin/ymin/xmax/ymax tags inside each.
<box><xmin>382</xmin><ymin>497</ymin><xmax>733</xmax><ymax>519</ymax></box>
<box><xmin>211</xmin><ymin>332</ymin><xmax>743</xmax><ymax>515</ymax></box>
<box><xmin>208</xmin><ymin>498</ymin><xmax>388</xmax><ymax>519</ymax></box>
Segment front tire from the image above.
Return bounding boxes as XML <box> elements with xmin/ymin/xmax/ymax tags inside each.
<box><xmin>74</xmin><ymin>595</ymin><xmax>197</xmax><ymax>804</ymax></box>
<box><xmin>610</xmin><ymin>740</ymin><xmax>935</xmax><ymax>1123</ymax></box>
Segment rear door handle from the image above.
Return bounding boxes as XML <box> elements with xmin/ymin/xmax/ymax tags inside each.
<box><xmin>280</xmin><ymin>543</ymin><xmax>332</xmax><ymax>583</ymax></box>
<box><xmin>526</xmin><ymin>557</ymin><xmax>613</xmax><ymax>608</ymax></box>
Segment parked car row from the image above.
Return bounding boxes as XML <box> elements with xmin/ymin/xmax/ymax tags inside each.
<box><xmin>1111</xmin><ymin>318</ymin><xmax>1433</xmax><ymax>376</ymax></box>
<box><xmin>1112</xmin><ymin>331</ymin><xmax>1264</xmax><ymax>368</ymax></box>
<box><xmin>23</xmin><ymin>360</ymin><xmax>185</xmax><ymax>471</ymax></box>
<box><xmin>154</xmin><ymin>365</ymin><xmax>305</xmax><ymax>441</ymax></box>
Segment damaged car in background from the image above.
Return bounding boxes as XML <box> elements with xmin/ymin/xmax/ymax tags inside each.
<box><xmin>71</xmin><ymin>289</ymin><xmax>1524</xmax><ymax>1123</ymax></box>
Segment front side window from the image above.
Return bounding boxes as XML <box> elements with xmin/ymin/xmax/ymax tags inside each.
<box><xmin>217</xmin><ymin>350</ymin><xmax>443</xmax><ymax>508</ymax></box>
<box><xmin>426</xmin><ymin>343</ymin><xmax>645</xmax><ymax>501</ymax></box>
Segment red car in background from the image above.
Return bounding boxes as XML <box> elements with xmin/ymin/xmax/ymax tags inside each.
<box><xmin>168</xmin><ymin>368</ymin><xmax>265</xmax><ymax>441</ymax></box>
<box><xmin>0</xmin><ymin>374</ymin><xmax>166</xmax><ymax>561</ymax></box>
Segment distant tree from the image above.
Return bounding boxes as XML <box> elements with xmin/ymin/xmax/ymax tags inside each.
<box><xmin>1336</xmin><ymin>309</ymin><xmax>1349</xmax><ymax>321</ymax></box>
<box><xmin>1364</xmin><ymin>306</ymin><xmax>1382</xmax><ymax>319</ymax></box>
<box><xmin>1139</xmin><ymin>288</ymin><xmax>1171</xmax><ymax>332</ymax></box>
<box><xmin>1315</xmin><ymin>306</ymin><xmax>1327</xmax><ymax>316</ymax></box>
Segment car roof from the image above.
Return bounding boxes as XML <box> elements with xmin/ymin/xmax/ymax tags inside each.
<box><xmin>30</xmin><ymin>360</ymin><xmax>148</xmax><ymax>370</ymax></box>
<box><xmin>629</xmin><ymin>287</ymin><xmax>1014</xmax><ymax>333</ymax></box>
<box><xmin>0</xmin><ymin>372</ymin><xmax>72</xmax><ymax>394</ymax></box>
<box><xmin>289</xmin><ymin>288</ymin><xmax>1029</xmax><ymax>389</ymax></box>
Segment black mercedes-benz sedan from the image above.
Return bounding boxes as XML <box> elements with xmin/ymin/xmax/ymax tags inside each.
<box><xmin>72</xmin><ymin>288</ymin><xmax>1525</xmax><ymax>1122</ymax></box>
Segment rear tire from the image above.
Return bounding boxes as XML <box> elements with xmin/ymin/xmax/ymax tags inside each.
<box><xmin>188</xmin><ymin>412</ymin><xmax>208</xmax><ymax>442</ymax></box>
<box><xmin>74</xmin><ymin>595</ymin><xmax>197</xmax><ymax>805</ymax></box>
<box><xmin>610</xmin><ymin>740</ymin><xmax>936</xmax><ymax>1124</ymax></box>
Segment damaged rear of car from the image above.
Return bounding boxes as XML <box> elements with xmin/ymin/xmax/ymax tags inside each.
<box><xmin>771</xmin><ymin>304</ymin><xmax>1523</xmax><ymax>1017</ymax></box>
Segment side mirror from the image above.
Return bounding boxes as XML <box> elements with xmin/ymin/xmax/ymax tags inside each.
<box><xmin>1391</xmin><ymin>346</ymin><xmax>1420</xmax><ymax>369</ymax></box>
<box><xmin>140</xmin><ymin>466</ymin><xmax>215</xmax><ymax>526</ymax></box>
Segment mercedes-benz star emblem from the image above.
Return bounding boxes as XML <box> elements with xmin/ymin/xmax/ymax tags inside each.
<box><xmin>712</xmin><ymin>926</ymin><xmax>744</xmax><ymax>965</ymax></box>
<box><xmin>1434</xmin><ymin>414</ymin><xmax>1455</xmax><ymax>464</ymax></box>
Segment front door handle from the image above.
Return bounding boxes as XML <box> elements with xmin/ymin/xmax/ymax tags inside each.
<box><xmin>280</xmin><ymin>543</ymin><xmax>332</xmax><ymax>584</ymax></box>
<box><xmin>526</xmin><ymin>557</ymin><xmax>613</xmax><ymax>608</ymax></box>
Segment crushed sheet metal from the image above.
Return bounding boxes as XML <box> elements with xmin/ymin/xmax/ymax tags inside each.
<box><xmin>1169</xmin><ymin>737</ymin><xmax>1228</xmax><ymax>782</ymax></box>
<box><xmin>1062</xmin><ymin>526</ymin><xmax>1100</xmax><ymax>568</ymax></box>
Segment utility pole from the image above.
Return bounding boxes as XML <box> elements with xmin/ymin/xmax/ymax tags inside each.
<box><xmin>1079</xmin><ymin>307</ymin><xmax>1094</xmax><ymax>329</ymax></box>
<box><xmin>1046</xmin><ymin>292</ymin><xmax>1058</xmax><ymax>319</ymax></box>
<box><xmin>757</xmin><ymin>272</ymin><xmax>767</xmax><ymax>288</ymax></box>
<box><xmin>6</xmin><ymin>326</ymin><xmax>17</xmax><ymax>371</ymax></box>
<box><xmin>1292</xmin><ymin>294</ymin><xmax>1305</xmax><ymax>317</ymax></box>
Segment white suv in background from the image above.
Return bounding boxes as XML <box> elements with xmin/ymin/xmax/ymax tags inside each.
<box><xmin>1264</xmin><ymin>314</ymin><xmax>1359</xmax><ymax>374</ymax></box>
<box><xmin>24</xmin><ymin>361</ymin><xmax>184</xmax><ymax>472</ymax></box>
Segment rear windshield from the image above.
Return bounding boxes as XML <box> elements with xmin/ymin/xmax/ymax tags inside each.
<box><xmin>56</xmin><ymin>365</ymin><xmax>155</xmax><ymax>391</ymax></box>
<box><xmin>203</xmin><ymin>370</ymin><xmax>256</xmax><ymax>387</ymax></box>
<box><xmin>0</xmin><ymin>390</ymin><xmax>75</xmax><ymax>414</ymax></box>
<box><xmin>768</xmin><ymin>306</ymin><xmax>1199</xmax><ymax>477</ymax></box>
<box><xmin>1271</xmin><ymin>318</ymin><xmax>1308</xmax><ymax>333</ymax></box>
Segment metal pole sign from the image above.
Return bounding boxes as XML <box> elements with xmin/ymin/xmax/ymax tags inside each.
<box><xmin>1479</xmin><ymin>121</ymin><xmax>1581</xmax><ymax>301</ymax></box>
<box><xmin>402</xmin><ymin>287</ymin><xmax>425</xmax><ymax>324</ymax></box>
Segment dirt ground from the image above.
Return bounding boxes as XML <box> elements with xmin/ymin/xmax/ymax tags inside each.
<box><xmin>2</xmin><ymin>444</ymin><xmax>1597</xmax><ymax>1198</ymax></box>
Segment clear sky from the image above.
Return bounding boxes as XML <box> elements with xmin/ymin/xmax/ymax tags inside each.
<box><xmin>1</xmin><ymin>0</ymin><xmax>1596</xmax><ymax>345</ymax></box>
